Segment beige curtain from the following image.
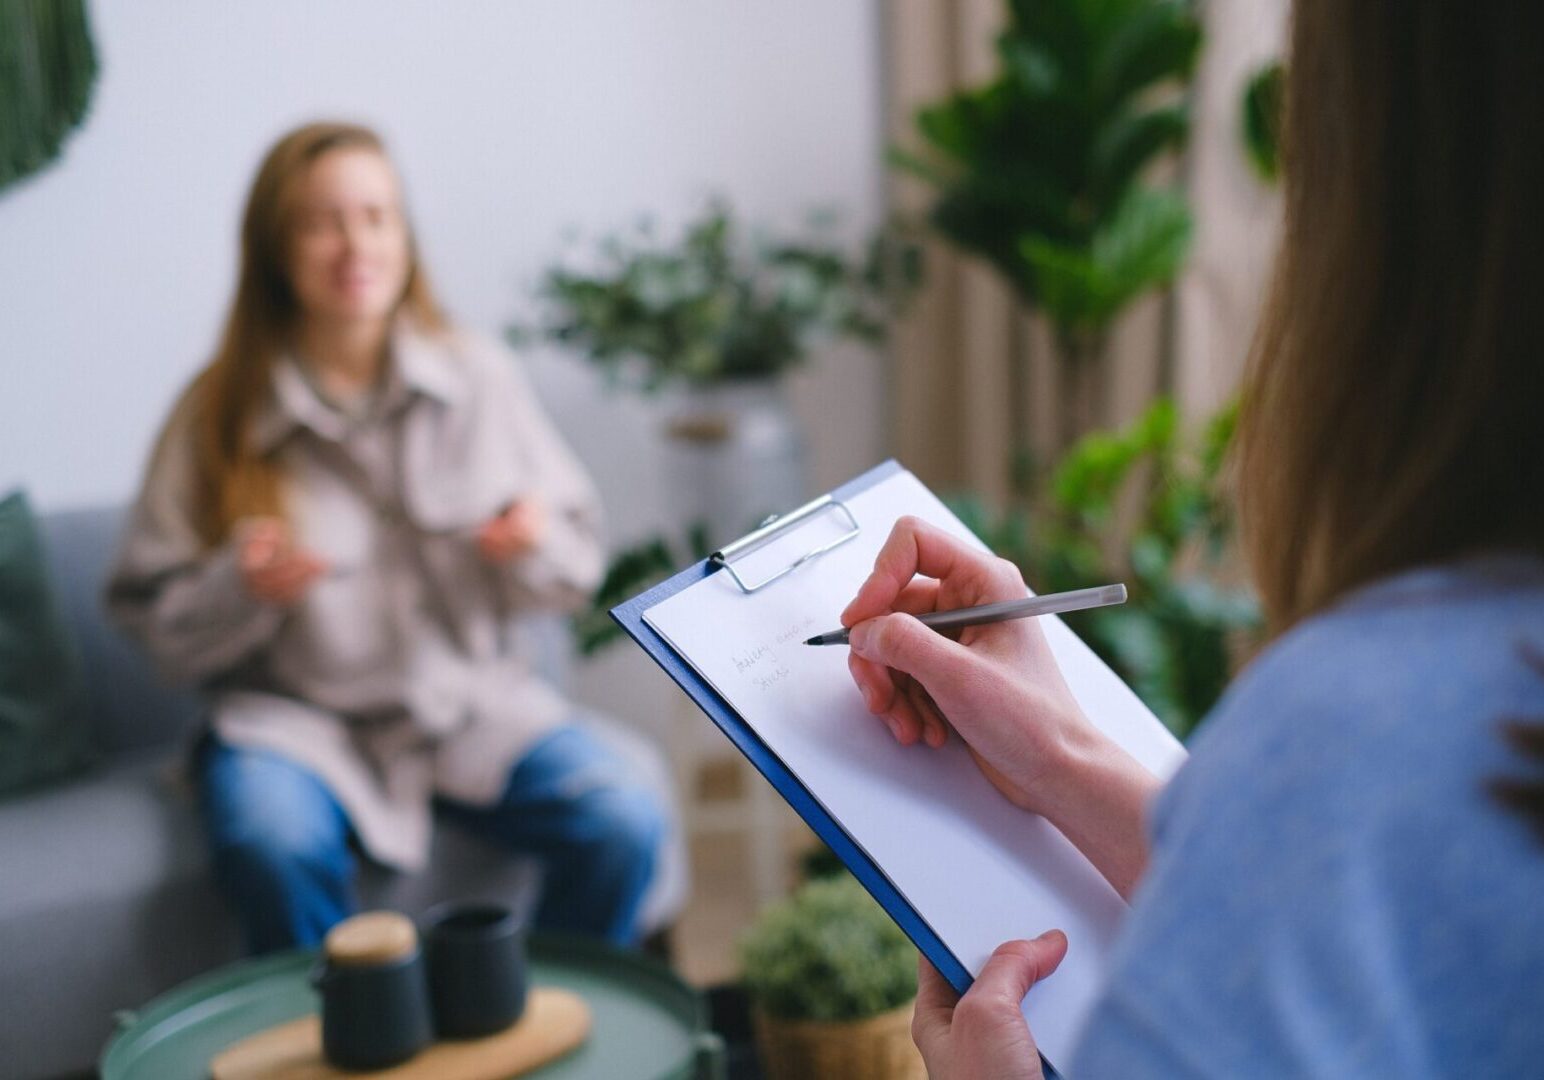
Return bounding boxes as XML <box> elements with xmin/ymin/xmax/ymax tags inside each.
<box><xmin>882</xmin><ymin>0</ymin><xmax>1287</xmax><ymax>503</ymax></box>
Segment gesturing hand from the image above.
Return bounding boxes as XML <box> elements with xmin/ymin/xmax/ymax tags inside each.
<box><xmin>912</xmin><ymin>932</ymin><xmax>1068</xmax><ymax>1080</ymax></box>
<box><xmin>477</xmin><ymin>498</ymin><xmax>546</xmax><ymax>564</ymax></box>
<box><xmin>236</xmin><ymin>517</ymin><xmax>328</xmax><ymax>606</ymax></box>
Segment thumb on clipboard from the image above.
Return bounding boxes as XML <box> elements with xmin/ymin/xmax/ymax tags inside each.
<box><xmin>913</xmin><ymin>931</ymin><xmax>1069</xmax><ymax>1080</ymax></box>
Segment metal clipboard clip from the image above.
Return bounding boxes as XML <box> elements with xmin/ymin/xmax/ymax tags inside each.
<box><xmin>710</xmin><ymin>493</ymin><xmax>861</xmax><ymax>594</ymax></box>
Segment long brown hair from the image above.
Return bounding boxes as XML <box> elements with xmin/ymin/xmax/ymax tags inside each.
<box><xmin>1238</xmin><ymin>3</ymin><xmax>1544</xmax><ymax>635</ymax></box>
<box><xmin>183</xmin><ymin>121</ymin><xmax>445</xmax><ymax>545</ymax></box>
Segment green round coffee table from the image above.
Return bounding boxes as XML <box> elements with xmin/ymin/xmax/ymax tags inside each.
<box><xmin>100</xmin><ymin>935</ymin><xmax>725</xmax><ymax>1080</ymax></box>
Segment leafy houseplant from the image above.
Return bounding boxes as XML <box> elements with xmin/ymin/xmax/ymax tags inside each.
<box><xmin>1</xmin><ymin>0</ymin><xmax>98</xmax><ymax>193</ymax></box>
<box><xmin>522</xmin><ymin>202</ymin><xmax>919</xmax><ymax>391</ymax></box>
<box><xmin>526</xmin><ymin>201</ymin><xmax>919</xmax><ymax>601</ymax></box>
<box><xmin>739</xmin><ymin>875</ymin><xmax>923</xmax><ymax>1080</ymax></box>
<box><xmin>896</xmin><ymin>0</ymin><xmax>1202</xmax><ymax>458</ymax></box>
<box><xmin>952</xmin><ymin>398</ymin><xmax>1261</xmax><ymax>739</ymax></box>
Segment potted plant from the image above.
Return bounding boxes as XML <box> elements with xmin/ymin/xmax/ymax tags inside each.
<box><xmin>895</xmin><ymin>0</ymin><xmax>1202</xmax><ymax>469</ymax></box>
<box><xmin>739</xmin><ymin>874</ymin><xmax>923</xmax><ymax>1080</ymax></box>
<box><xmin>519</xmin><ymin>201</ymin><xmax>918</xmax><ymax>545</ymax></box>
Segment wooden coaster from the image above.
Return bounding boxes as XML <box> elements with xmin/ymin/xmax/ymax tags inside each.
<box><xmin>210</xmin><ymin>987</ymin><xmax>591</xmax><ymax>1080</ymax></box>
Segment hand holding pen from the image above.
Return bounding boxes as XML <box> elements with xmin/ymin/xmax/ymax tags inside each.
<box><xmin>840</xmin><ymin>515</ymin><xmax>1161</xmax><ymax>900</ymax></box>
<box><xmin>839</xmin><ymin>517</ymin><xmax>1126</xmax><ymax>815</ymax></box>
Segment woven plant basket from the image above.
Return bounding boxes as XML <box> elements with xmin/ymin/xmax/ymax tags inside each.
<box><xmin>752</xmin><ymin>999</ymin><xmax>925</xmax><ymax>1080</ymax></box>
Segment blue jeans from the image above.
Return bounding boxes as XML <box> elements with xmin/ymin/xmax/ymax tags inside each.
<box><xmin>197</xmin><ymin>725</ymin><xmax>664</xmax><ymax>955</ymax></box>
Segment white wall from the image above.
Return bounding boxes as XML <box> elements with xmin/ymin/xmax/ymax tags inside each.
<box><xmin>0</xmin><ymin>0</ymin><xmax>886</xmax><ymax>535</ymax></box>
<box><xmin>0</xmin><ymin>0</ymin><xmax>886</xmax><ymax>729</ymax></box>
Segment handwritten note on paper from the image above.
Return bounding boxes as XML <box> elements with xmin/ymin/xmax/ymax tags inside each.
<box><xmin>642</xmin><ymin>468</ymin><xmax>1187</xmax><ymax>1068</ymax></box>
<box><xmin>730</xmin><ymin>617</ymin><xmax>816</xmax><ymax>694</ymax></box>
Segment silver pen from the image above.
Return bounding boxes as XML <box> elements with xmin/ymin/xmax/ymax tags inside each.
<box><xmin>803</xmin><ymin>583</ymin><xmax>1128</xmax><ymax>646</ymax></box>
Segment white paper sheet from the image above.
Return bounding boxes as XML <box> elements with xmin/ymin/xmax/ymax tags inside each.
<box><xmin>644</xmin><ymin>467</ymin><xmax>1187</xmax><ymax>1068</ymax></box>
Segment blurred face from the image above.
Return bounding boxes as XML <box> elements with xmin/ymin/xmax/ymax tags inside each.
<box><xmin>286</xmin><ymin>147</ymin><xmax>411</xmax><ymax>325</ymax></box>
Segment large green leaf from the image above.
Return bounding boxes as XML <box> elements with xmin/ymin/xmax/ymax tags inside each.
<box><xmin>927</xmin><ymin>163</ymin><xmax>1080</xmax><ymax>301</ymax></box>
<box><xmin>1243</xmin><ymin>61</ymin><xmax>1285</xmax><ymax>181</ymax></box>
<box><xmin>1010</xmin><ymin>0</ymin><xmax>1097</xmax><ymax>88</ymax></box>
<box><xmin>999</xmin><ymin>36</ymin><xmax>1064</xmax><ymax>101</ymax></box>
<box><xmin>1023</xmin><ymin>187</ymin><xmax>1191</xmax><ymax>331</ymax></box>
<box><xmin>915</xmin><ymin>84</ymin><xmax>1005</xmax><ymax>163</ymax></box>
<box><xmin>1052</xmin><ymin>429</ymin><xmax>1143</xmax><ymax>521</ymax></box>
<box><xmin>894</xmin><ymin>0</ymin><xmax>1201</xmax><ymax>340</ymax></box>
<box><xmin>1091</xmin><ymin>104</ymin><xmax>1189</xmax><ymax>207</ymax></box>
<box><xmin>1094</xmin><ymin>1</ymin><xmax>1202</xmax><ymax>111</ymax></box>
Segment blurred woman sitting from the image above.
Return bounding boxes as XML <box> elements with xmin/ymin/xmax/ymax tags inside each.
<box><xmin>108</xmin><ymin>121</ymin><xmax>664</xmax><ymax>954</ymax></box>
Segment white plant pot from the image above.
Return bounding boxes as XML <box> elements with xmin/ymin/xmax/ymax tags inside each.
<box><xmin>662</xmin><ymin>379</ymin><xmax>809</xmax><ymax>549</ymax></box>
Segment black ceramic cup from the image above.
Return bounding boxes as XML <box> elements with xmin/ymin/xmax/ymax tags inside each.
<box><xmin>311</xmin><ymin>939</ymin><xmax>433</xmax><ymax>1069</ymax></box>
<box><xmin>422</xmin><ymin>901</ymin><xmax>529</xmax><ymax>1039</ymax></box>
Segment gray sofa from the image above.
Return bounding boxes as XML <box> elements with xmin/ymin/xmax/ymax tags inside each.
<box><xmin>0</xmin><ymin>506</ymin><xmax>686</xmax><ymax>1079</ymax></box>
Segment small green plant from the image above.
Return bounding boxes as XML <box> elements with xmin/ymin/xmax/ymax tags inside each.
<box><xmin>519</xmin><ymin>202</ymin><xmax>920</xmax><ymax>391</ymax></box>
<box><xmin>739</xmin><ymin>875</ymin><xmax>916</xmax><ymax>1023</ymax></box>
<box><xmin>952</xmin><ymin>398</ymin><xmax>1260</xmax><ymax>738</ymax></box>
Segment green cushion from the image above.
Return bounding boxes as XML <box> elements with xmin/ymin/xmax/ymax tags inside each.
<box><xmin>0</xmin><ymin>490</ymin><xmax>94</xmax><ymax>797</ymax></box>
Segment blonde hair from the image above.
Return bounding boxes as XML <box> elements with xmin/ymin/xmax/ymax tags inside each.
<box><xmin>183</xmin><ymin>121</ymin><xmax>446</xmax><ymax>545</ymax></box>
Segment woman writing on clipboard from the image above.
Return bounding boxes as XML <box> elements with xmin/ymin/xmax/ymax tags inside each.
<box><xmin>108</xmin><ymin>122</ymin><xmax>664</xmax><ymax>953</ymax></box>
<box><xmin>844</xmin><ymin>3</ymin><xmax>1544</xmax><ymax>1076</ymax></box>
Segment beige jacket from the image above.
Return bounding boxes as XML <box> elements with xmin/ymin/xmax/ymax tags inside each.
<box><xmin>107</xmin><ymin>326</ymin><xmax>604</xmax><ymax>870</ymax></box>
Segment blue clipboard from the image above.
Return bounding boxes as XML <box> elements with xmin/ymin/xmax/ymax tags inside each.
<box><xmin>611</xmin><ymin>458</ymin><xmax>1067</xmax><ymax>1075</ymax></box>
<box><xmin>607</xmin><ymin>460</ymin><xmax>983</xmax><ymax>977</ymax></box>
